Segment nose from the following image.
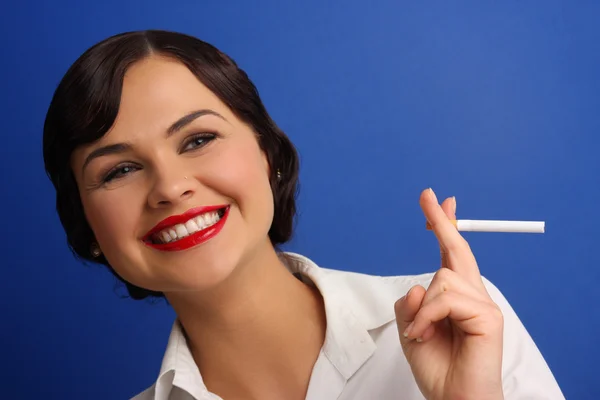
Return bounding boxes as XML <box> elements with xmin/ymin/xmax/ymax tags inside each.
<box><xmin>147</xmin><ymin>167</ymin><xmax>195</xmax><ymax>209</ymax></box>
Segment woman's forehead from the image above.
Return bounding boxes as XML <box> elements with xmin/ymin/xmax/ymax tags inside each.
<box><xmin>118</xmin><ymin>56</ymin><xmax>229</xmax><ymax>119</ymax></box>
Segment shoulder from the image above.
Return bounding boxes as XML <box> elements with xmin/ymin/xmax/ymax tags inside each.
<box><xmin>318</xmin><ymin>261</ymin><xmax>530</xmax><ymax>331</ymax></box>
<box><xmin>283</xmin><ymin>252</ymin><xmax>438</xmax><ymax>328</ymax></box>
<box><xmin>317</xmin><ymin>263</ymin><xmax>517</xmax><ymax>328</ymax></box>
<box><xmin>309</xmin><ymin>253</ymin><xmax>513</xmax><ymax>313</ymax></box>
<box><xmin>285</xmin><ymin>250</ymin><xmax>436</xmax><ymax>290</ymax></box>
<box><xmin>322</xmin><ymin>266</ymin><xmax>437</xmax><ymax>330</ymax></box>
<box><xmin>310</xmin><ymin>257</ymin><xmax>564</xmax><ymax>397</ymax></box>
<box><xmin>282</xmin><ymin>252</ymin><xmax>526</xmax><ymax>332</ymax></box>
<box><xmin>320</xmin><ymin>262</ymin><xmax>436</xmax><ymax>298</ymax></box>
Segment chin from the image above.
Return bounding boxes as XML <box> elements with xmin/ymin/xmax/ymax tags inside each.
<box><xmin>153</xmin><ymin>242</ymin><xmax>246</xmax><ymax>293</ymax></box>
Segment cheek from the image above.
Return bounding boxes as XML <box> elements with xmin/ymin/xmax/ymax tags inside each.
<box><xmin>203</xmin><ymin>139</ymin><xmax>274</xmax><ymax>221</ymax></box>
<box><xmin>82</xmin><ymin>191</ymin><xmax>141</xmax><ymax>250</ymax></box>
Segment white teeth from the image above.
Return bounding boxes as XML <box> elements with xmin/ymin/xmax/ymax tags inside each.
<box><xmin>175</xmin><ymin>224</ymin><xmax>188</xmax><ymax>239</ymax></box>
<box><xmin>185</xmin><ymin>219</ymin><xmax>199</xmax><ymax>234</ymax></box>
<box><xmin>201</xmin><ymin>214</ymin><xmax>210</xmax><ymax>225</ymax></box>
<box><xmin>152</xmin><ymin>210</ymin><xmax>224</xmax><ymax>244</ymax></box>
<box><xmin>161</xmin><ymin>231</ymin><xmax>172</xmax><ymax>243</ymax></box>
<box><xmin>194</xmin><ymin>215</ymin><xmax>207</xmax><ymax>229</ymax></box>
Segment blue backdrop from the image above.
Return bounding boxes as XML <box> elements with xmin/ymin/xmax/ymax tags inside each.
<box><xmin>1</xmin><ymin>1</ymin><xmax>598</xmax><ymax>398</ymax></box>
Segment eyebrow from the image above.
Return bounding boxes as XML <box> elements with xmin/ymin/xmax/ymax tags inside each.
<box><xmin>81</xmin><ymin>143</ymin><xmax>131</xmax><ymax>174</ymax></box>
<box><xmin>167</xmin><ymin>109</ymin><xmax>226</xmax><ymax>135</ymax></box>
<box><xmin>81</xmin><ymin>109</ymin><xmax>226</xmax><ymax>173</ymax></box>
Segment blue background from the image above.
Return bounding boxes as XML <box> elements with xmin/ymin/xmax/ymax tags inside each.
<box><xmin>1</xmin><ymin>1</ymin><xmax>598</xmax><ymax>398</ymax></box>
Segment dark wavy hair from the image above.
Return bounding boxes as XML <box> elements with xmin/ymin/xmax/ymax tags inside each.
<box><xmin>43</xmin><ymin>30</ymin><xmax>300</xmax><ymax>300</ymax></box>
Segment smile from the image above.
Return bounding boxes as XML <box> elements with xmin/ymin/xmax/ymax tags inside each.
<box><xmin>143</xmin><ymin>205</ymin><xmax>230</xmax><ymax>251</ymax></box>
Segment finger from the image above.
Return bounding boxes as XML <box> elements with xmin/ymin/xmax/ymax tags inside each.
<box><xmin>439</xmin><ymin>196</ymin><xmax>456</xmax><ymax>269</ymax></box>
<box><xmin>403</xmin><ymin>291</ymin><xmax>504</xmax><ymax>341</ymax></box>
<box><xmin>394</xmin><ymin>285</ymin><xmax>426</xmax><ymax>344</ymax></box>
<box><xmin>421</xmin><ymin>188</ymin><xmax>464</xmax><ymax>252</ymax></box>
<box><xmin>421</xmin><ymin>267</ymin><xmax>489</xmax><ymax>308</ymax></box>
<box><xmin>440</xmin><ymin>196</ymin><xmax>456</xmax><ymax>220</ymax></box>
<box><xmin>419</xmin><ymin>323</ymin><xmax>436</xmax><ymax>342</ymax></box>
<box><xmin>421</xmin><ymin>188</ymin><xmax>481</xmax><ymax>282</ymax></box>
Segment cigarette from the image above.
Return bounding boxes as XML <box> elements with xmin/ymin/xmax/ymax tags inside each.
<box><xmin>426</xmin><ymin>219</ymin><xmax>545</xmax><ymax>233</ymax></box>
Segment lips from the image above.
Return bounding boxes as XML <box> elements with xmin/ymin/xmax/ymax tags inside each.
<box><xmin>142</xmin><ymin>205</ymin><xmax>230</xmax><ymax>251</ymax></box>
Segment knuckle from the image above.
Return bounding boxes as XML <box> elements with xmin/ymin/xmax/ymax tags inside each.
<box><xmin>446</xmin><ymin>239</ymin><xmax>473</xmax><ymax>259</ymax></box>
<box><xmin>444</xmin><ymin>241</ymin><xmax>459</xmax><ymax>252</ymax></box>
<box><xmin>435</xmin><ymin>267</ymin><xmax>452</xmax><ymax>280</ymax></box>
<box><xmin>445</xmin><ymin>238</ymin><xmax>468</xmax><ymax>253</ymax></box>
<box><xmin>432</xmin><ymin>268</ymin><xmax>451</xmax><ymax>291</ymax></box>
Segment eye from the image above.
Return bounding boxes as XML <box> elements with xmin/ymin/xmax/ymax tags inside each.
<box><xmin>181</xmin><ymin>133</ymin><xmax>217</xmax><ymax>152</ymax></box>
<box><xmin>103</xmin><ymin>164</ymin><xmax>139</xmax><ymax>183</ymax></box>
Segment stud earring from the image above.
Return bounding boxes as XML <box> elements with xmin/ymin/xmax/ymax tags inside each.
<box><xmin>276</xmin><ymin>169</ymin><xmax>282</xmax><ymax>180</ymax></box>
<box><xmin>90</xmin><ymin>243</ymin><xmax>102</xmax><ymax>258</ymax></box>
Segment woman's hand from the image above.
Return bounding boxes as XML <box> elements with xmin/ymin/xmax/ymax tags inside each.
<box><xmin>394</xmin><ymin>188</ymin><xmax>504</xmax><ymax>400</ymax></box>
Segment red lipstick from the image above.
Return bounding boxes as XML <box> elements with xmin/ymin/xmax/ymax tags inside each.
<box><xmin>143</xmin><ymin>205</ymin><xmax>229</xmax><ymax>251</ymax></box>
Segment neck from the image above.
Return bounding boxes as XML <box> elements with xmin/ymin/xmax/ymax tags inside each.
<box><xmin>165</xmin><ymin>243</ymin><xmax>327</xmax><ymax>399</ymax></box>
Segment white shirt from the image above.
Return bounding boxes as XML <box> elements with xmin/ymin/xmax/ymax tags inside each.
<box><xmin>132</xmin><ymin>252</ymin><xmax>564</xmax><ymax>400</ymax></box>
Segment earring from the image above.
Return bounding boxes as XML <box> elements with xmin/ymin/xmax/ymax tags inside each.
<box><xmin>276</xmin><ymin>169</ymin><xmax>282</xmax><ymax>180</ymax></box>
<box><xmin>90</xmin><ymin>243</ymin><xmax>102</xmax><ymax>258</ymax></box>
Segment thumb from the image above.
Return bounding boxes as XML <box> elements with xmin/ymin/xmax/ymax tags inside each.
<box><xmin>395</xmin><ymin>285</ymin><xmax>426</xmax><ymax>346</ymax></box>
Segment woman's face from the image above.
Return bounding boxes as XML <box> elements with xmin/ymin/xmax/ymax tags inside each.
<box><xmin>71</xmin><ymin>56</ymin><xmax>275</xmax><ymax>294</ymax></box>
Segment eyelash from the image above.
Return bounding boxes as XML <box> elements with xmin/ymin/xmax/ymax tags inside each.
<box><xmin>181</xmin><ymin>132</ymin><xmax>217</xmax><ymax>153</ymax></box>
<box><xmin>101</xmin><ymin>132</ymin><xmax>217</xmax><ymax>184</ymax></box>
<box><xmin>102</xmin><ymin>164</ymin><xmax>139</xmax><ymax>183</ymax></box>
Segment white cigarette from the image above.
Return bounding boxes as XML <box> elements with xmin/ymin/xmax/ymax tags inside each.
<box><xmin>426</xmin><ymin>219</ymin><xmax>545</xmax><ymax>233</ymax></box>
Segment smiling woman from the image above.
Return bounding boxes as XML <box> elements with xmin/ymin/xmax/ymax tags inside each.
<box><xmin>43</xmin><ymin>30</ymin><xmax>564</xmax><ymax>400</ymax></box>
<box><xmin>44</xmin><ymin>32</ymin><xmax>298</xmax><ymax>300</ymax></box>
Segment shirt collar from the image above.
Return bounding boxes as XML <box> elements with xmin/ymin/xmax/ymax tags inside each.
<box><xmin>281</xmin><ymin>252</ymin><xmax>392</xmax><ymax>378</ymax></box>
<box><xmin>155</xmin><ymin>320</ymin><xmax>208</xmax><ymax>399</ymax></box>
<box><xmin>152</xmin><ymin>252</ymin><xmax>399</xmax><ymax>398</ymax></box>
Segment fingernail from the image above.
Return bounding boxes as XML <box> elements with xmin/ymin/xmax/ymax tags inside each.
<box><xmin>403</xmin><ymin>322</ymin><xmax>414</xmax><ymax>338</ymax></box>
<box><xmin>428</xmin><ymin>188</ymin><xmax>437</xmax><ymax>202</ymax></box>
<box><xmin>452</xmin><ymin>196</ymin><xmax>457</xmax><ymax>214</ymax></box>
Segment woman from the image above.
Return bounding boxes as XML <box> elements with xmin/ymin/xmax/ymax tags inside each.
<box><xmin>43</xmin><ymin>30</ymin><xmax>563</xmax><ymax>400</ymax></box>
